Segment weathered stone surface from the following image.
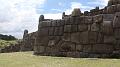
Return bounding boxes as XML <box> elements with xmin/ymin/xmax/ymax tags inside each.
<box><xmin>92</xmin><ymin>44</ymin><xmax>114</xmax><ymax>53</ymax></box>
<box><xmin>64</xmin><ymin>25</ymin><xmax>72</xmax><ymax>33</ymax></box>
<box><xmin>103</xmin><ymin>14</ymin><xmax>114</xmax><ymax>21</ymax></box>
<box><xmin>84</xmin><ymin>16</ymin><xmax>93</xmax><ymax>24</ymax></box>
<box><xmin>71</xmin><ymin>8</ymin><xmax>81</xmax><ymax>17</ymax></box>
<box><xmin>67</xmin><ymin>52</ymin><xmax>76</xmax><ymax>57</ymax></box>
<box><xmin>48</xmin><ymin>40</ymin><xmax>56</xmax><ymax>46</ymax></box>
<box><xmin>113</xmin><ymin>12</ymin><xmax>120</xmax><ymax>28</ymax></box>
<box><xmin>62</xmin><ymin>33</ymin><xmax>71</xmax><ymax>41</ymax></box>
<box><xmin>48</xmin><ymin>27</ymin><xmax>54</xmax><ymax>36</ymax></box>
<box><xmin>54</xmin><ymin>27</ymin><xmax>59</xmax><ymax>36</ymax></box>
<box><xmin>76</xmin><ymin>44</ymin><xmax>83</xmax><ymax>51</ymax></box>
<box><xmin>88</xmin><ymin>31</ymin><xmax>98</xmax><ymax>44</ymax></box>
<box><xmin>93</xmin><ymin>15</ymin><xmax>103</xmax><ymax>23</ymax></box>
<box><xmin>71</xmin><ymin>32</ymin><xmax>80</xmax><ymax>43</ymax></box>
<box><xmin>58</xmin><ymin>26</ymin><xmax>64</xmax><ymax>36</ymax></box>
<box><xmin>97</xmin><ymin>32</ymin><xmax>104</xmax><ymax>43</ymax></box>
<box><xmin>90</xmin><ymin>23</ymin><xmax>100</xmax><ymax>32</ymax></box>
<box><xmin>78</xmin><ymin>24</ymin><xmax>88</xmax><ymax>32</ymax></box>
<box><xmin>107</xmin><ymin>5</ymin><xmax>116</xmax><ymax>14</ymax></box>
<box><xmin>39</xmin><ymin>27</ymin><xmax>49</xmax><ymax>36</ymax></box>
<box><xmin>114</xmin><ymin>28</ymin><xmax>120</xmax><ymax>39</ymax></box>
<box><xmin>79</xmin><ymin>31</ymin><xmax>89</xmax><ymax>44</ymax></box>
<box><xmin>102</xmin><ymin>21</ymin><xmax>113</xmax><ymax>35</ymax></box>
<box><xmin>71</xmin><ymin>25</ymin><xmax>78</xmax><ymax>32</ymax></box>
<box><xmin>104</xmin><ymin>35</ymin><xmax>115</xmax><ymax>44</ymax></box>
<box><xmin>83</xmin><ymin>45</ymin><xmax>92</xmax><ymax>53</ymax></box>
<box><xmin>60</xmin><ymin>42</ymin><xmax>75</xmax><ymax>52</ymax></box>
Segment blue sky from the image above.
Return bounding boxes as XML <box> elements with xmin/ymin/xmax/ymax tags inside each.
<box><xmin>0</xmin><ymin>0</ymin><xmax>108</xmax><ymax>38</ymax></box>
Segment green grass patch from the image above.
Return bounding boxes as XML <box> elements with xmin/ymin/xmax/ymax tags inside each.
<box><xmin>0</xmin><ymin>52</ymin><xmax>120</xmax><ymax>67</ymax></box>
<box><xmin>0</xmin><ymin>39</ymin><xmax>17</xmax><ymax>48</ymax></box>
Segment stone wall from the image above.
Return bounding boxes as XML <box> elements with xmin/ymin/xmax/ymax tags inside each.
<box><xmin>12</xmin><ymin>0</ymin><xmax>118</xmax><ymax>58</ymax></box>
<box><xmin>20</xmin><ymin>30</ymin><xmax>37</xmax><ymax>51</ymax></box>
<box><xmin>33</xmin><ymin>5</ymin><xmax>120</xmax><ymax>58</ymax></box>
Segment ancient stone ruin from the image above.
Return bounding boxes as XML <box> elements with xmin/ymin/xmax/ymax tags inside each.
<box><xmin>21</xmin><ymin>30</ymin><xmax>37</xmax><ymax>51</ymax></box>
<box><xmin>21</xmin><ymin>0</ymin><xmax>120</xmax><ymax>58</ymax></box>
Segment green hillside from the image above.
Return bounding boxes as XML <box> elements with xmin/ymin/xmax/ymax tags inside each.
<box><xmin>0</xmin><ymin>40</ymin><xmax>17</xmax><ymax>48</ymax></box>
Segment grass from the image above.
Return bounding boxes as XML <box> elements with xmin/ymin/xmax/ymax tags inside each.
<box><xmin>0</xmin><ymin>40</ymin><xmax>17</xmax><ymax>48</ymax></box>
<box><xmin>0</xmin><ymin>52</ymin><xmax>120</xmax><ymax>67</ymax></box>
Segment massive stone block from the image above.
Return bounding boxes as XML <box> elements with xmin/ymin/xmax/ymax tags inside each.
<box><xmin>64</xmin><ymin>25</ymin><xmax>72</xmax><ymax>33</ymax></box>
<box><xmin>92</xmin><ymin>44</ymin><xmax>114</xmax><ymax>53</ymax></box>
<box><xmin>79</xmin><ymin>31</ymin><xmax>89</xmax><ymax>44</ymax></box>
<box><xmin>114</xmin><ymin>28</ymin><xmax>120</xmax><ymax>39</ymax></box>
<box><xmin>48</xmin><ymin>27</ymin><xmax>54</xmax><ymax>36</ymax></box>
<box><xmin>104</xmin><ymin>35</ymin><xmax>115</xmax><ymax>44</ymax></box>
<box><xmin>62</xmin><ymin>33</ymin><xmax>71</xmax><ymax>41</ymax></box>
<box><xmin>113</xmin><ymin>12</ymin><xmax>120</xmax><ymax>28</ymax></box>
<box><xmin>90</xmin><ymin>23</ymin><xmax>100</xmax><ymax>32</ymax></box>
<box><xmin>88</xmin><ymin>31</ymin><xmax>98</xmax><ymax>44</ymax></box>
<box><xmin>93</xmin><ymin>15</ymin><xmax>103</xmax><ymax>23</ymax></box>
<box><xmin>60</xmin><ymin>41</ymin><xmax>76</xmax><ymax>52</ymax></box>
<box><xmin>71</xmin><ymin>25</ymin><xmax>78</xmax><ymax>32</ymax></box>
<box><xmin>78</xmin><ymin>24</ymin><xmax>88</xmax><ymax>32</ymax></box>
<box><xmin>82</xmin><ymin>45</ymin><xmax>92</xmax><ymax>53</ymax></box>
<box><xmin>76</xmin><ymin>44</ymin><xmax>83</xmax><ymax>51</ymax></box>
<box><xmin>102</xmin><ymin>21</ymin><xmax>113</xmax><ymax>35</ymax></box>
<box><xmin>71</xmin><ymin>32</ymin><xmax>80</xmax><ymax>43</ymax></box>
<box><xmin>84</xmin><ymin>16</ymin><xmax>93</xmax><ymax>24</ymax></box>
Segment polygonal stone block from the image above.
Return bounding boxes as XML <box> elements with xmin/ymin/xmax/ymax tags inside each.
<box><xmin>92</xmin><ymin>44</ymin><xmax>114</xmax><ymax>53</ymax></box>
<box><xmin>102</xmin><ymin>21</ymin><xmax>113</xmax><ymax>35</ymax></box>
<box><xmin>103</xmin><ymin>14</ymin><xmax>114</xmax><ymax>21</ymax></box>
<box><xmin>71</xmin><ymin>25</ymin><xmax>78</xmax><ymax>32</ymax></box>
<box><xmin>90</xmin><ymin>23</ymin><xmax>100</xmax><ymax>32</ymax></box>
<box><xmin>79</xmin><ymin>31</ymin><xmax>89</xmax><ymax>44</ymax></box>
<box><xmin>93</xmin><ymin>15</ymin><xmax>103</xmax><ymax>23</ymax></box>
<box><xmin>63</xmin><ymin>33</ymin><xmax>71</xmax><ymax>41</ymax></box>
<box><xmin>65</xmin><ymin>17</ymin><xmax>71</xmax><ymax>25</ymax></box>
<box><xmin>71</xmin><ymin>32</ymin><xmax>80</xmax><ymax>43</ymax></box>
<box><xmin>38</xmin><ymin>46</ymin><xmax>45</xmax><ymax>53</ymax></box>
<box><xmin>97</xmin><ymin>32</ymin><xmax>104</xmax><ymax>43</ymax></box>
<box><xmin>48</xmin><ymin>40</ymin><xmax>56</xmax><ymax>46</ymax></box>
<box><xmin>54</xmin><ymin>27</ymin><xmax>59</xmax><ymax>36</ymax></box>
<box><xmin>88</xmin><ymin>31</ymin><xmax>98</xmax><ymax>44</ymax></box>
<box><xmin>58</xmin><ymin>26</ymin><xmax>64</xmax><ymax>36</ymax></box>
<box><xmin>78</xmin><ymin>24</ymin><xmax>88</xmax><ymax>32</ymax></box>
<box><xmin>104</xmin><ymin>35</ymin><xmax>115</xmax><ymax>44</ymax></box>
<box><xmin>114</xmin><ymin>28</ymin><xmax>120</xmax><ymax>39</ymax></box>
<box><xmin>67</xmin><ymin>52</ymin><xmax>76</xmax><ymax>57</ymax></box>
<box><xmin>84</xmin><ymin>16</ymin><xmax>93</xmax><ymax>24</ymax></box>
<box><xmin>113</xmin><ymin>12</ymin><xmax>120</xmax><ymax>28</ymax></box>
<box><xmin>51</xmin><ymin>21</ymin><xmax>57</xmax><ymax>26</ymax></box>
<box><xmin>82</xmin><ymin>45</ymin><xmax>92</xmax><ymax>53</ymax></box>
<box><xmin>76</xmin><ymin>44</ymin><xmax>83</xmax><ymax>51</ymax></box>
<box><xmin>60</xmin><ymin>42</ymin><xmax>75</xmax><ymax>52</ymax></box>
<box><xmin>64</xmin><ymin>25</ymin><xmax>72</xmax><ymax>33</ymax></box>
<box><xmin>48</xmin><ymin>27</ymin><xmax>54</xmax><ymax>36</ymax></box>
<box><xmin>39</xmin><ymin>27</ymin><xmax>49</xmax><ymax>36</ymax></box>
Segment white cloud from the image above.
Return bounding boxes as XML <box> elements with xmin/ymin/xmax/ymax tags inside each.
<box><xmin>51</xmin><ymin>9</ymin><xmax>62</xmax><ymax>12</ymax></box>
<box><xmin>65</xmin><ymin>0</ymin><xmax>109</xmax><ymax>15</ymax></box>
<box><xmin>88</xmin><ymin>0</ymin><xmax>109</xmax><ymax>8</ymax></box>
<box><xmin>58</xmin><ymin>2</ymin><xmax>62</xmax><ymax>6</ymax></box>
<box><xmin>0</xmin><ymin>0</ymin><xmax>46</xmax><ymax>38</ymax></box>
<box><xmin>44</xmin><ymin>13</ymin><xmax>62</xmax><ymax>19</ymax></box>
<box><xmin>65</xmin><ymin>2</ymin><xmax>94</xmax><ymax>15</ymax></box>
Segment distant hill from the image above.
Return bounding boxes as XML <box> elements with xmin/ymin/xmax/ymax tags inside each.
<box><xmin>0</xmin><ymin>34</ymin><xmax>17</xmax><ymax>41</ymax></box>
